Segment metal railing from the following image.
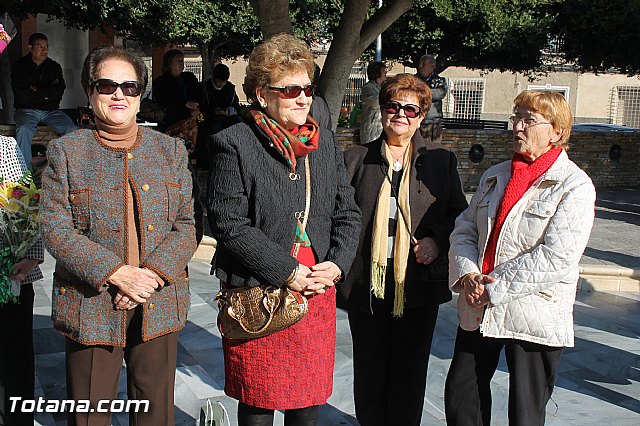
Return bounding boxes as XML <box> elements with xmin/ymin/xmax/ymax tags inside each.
<box><xmin>341</xmin><ymin>63</ymin><xmax>368</xmax><ymax>114</ymax></box>
<box><xmin>443</xmin><ymin>78</ymin><xmax>486</xmax><ymax>120</ymax></box>
<box><xmin>610</xmin><ymin>85</ymin><xmax>640</xmax><ymax>128</ymax></box>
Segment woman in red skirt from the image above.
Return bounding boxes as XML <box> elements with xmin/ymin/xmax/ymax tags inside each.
<box><xmin>207</xmin><ymin>33</ymin><xmax>361</xmax><ymax>426</ymax></box>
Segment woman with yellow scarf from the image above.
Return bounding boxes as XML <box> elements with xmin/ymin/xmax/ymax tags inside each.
<box><xmin>342</xmin><ymin>73</ymin><xmax>468</xmax><ymax>426</ymax></box>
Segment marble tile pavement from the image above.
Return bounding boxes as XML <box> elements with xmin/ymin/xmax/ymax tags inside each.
<box><xmin>30</xmin><ymin>252</ymin><xmax>640</xmax><ymax>425</ymax></box>
<box><xmin>29</xmin><ymin>185</ymin><xmax>640</xmax><ymax>425</ymax></box>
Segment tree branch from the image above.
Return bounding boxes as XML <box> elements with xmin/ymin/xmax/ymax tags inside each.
<box><xmin>359</xmin><ymin>0</ymin><xmax>414</xmax><ymax>51</ymax></box>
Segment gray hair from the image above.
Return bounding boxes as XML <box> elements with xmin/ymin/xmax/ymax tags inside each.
<box><xmin>419</xmin><ymin>54</ymin><xmax>437</xmax><ymax>66</ymax></box>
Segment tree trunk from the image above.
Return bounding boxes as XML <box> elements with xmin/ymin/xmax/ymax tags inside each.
<box><xmin>318</xmin><ymin>0</ymin><xmax>414</xmax><ymax>129</ymax></box>
<box><xmin>249</xmin><ymin>0</ymin><xmax>294</xmax><ymax>38</ymax></box>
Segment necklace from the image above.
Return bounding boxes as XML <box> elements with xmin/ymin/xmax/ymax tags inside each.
<box><xmin>389</xmin><ymin>144</ymin><xmax>409</xmax><ymax>172</ymax></box>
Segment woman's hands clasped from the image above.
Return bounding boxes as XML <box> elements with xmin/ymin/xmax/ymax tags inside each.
<box><xmin>460</xmin><ymin>272</ymin><xmax>496</xmax><ymax>307</ymax></box>
<box><xmin>108</xmin><ymin>265</ymin><xmax>163</xmax><ymax>310</ymax></box>
<box><xmin>287</xmin><ymin>261</ymin><xmax>342</xmax><ymax>297</ymax></box>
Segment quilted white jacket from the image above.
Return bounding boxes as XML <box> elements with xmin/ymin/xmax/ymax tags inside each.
<box><xmin>449</xmin><ymin>150</ymin><xmax>595</xmax><ymax>347</ymax></box>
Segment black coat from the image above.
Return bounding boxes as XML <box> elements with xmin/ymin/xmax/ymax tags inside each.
<box><xmin>342</xmin><ymin>132</ymin><xmax>468</xmax><ymax>311</ymax></box>
<box><xmin>152</xmin><ymin>71</ymin><xmax>202</xmax><ymax>131</ymax></box>
<box><xmin>11</xmin><ymin>54</ymin><xmax>66</xmax><ymax>110</ymax></box>
<box><xmin>207</xmin><ymin>121</ymin><xmax>361</xmax><ymax>288</ymax></box>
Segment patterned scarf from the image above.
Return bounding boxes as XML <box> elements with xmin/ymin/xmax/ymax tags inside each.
<box><xmin>482</xmin><ymin>147</ymin><xmax>562</xmax><ymax>274</ymax></box>
<box><xmin>250</xmin><ymin>107</ymin><xmax>320</xmax><ymax>247</ymax></box>
<box><xmin>250</xmin><ymin>107</ymin><xmax>319</xmax><ymax>173</ymax></box>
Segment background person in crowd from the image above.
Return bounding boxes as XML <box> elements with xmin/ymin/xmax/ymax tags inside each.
<box><xmin>11</xmin><ymin>32</ymin><xmax>76</xmax><ymax>168</ymax></box>
<box><xmin>200</xmin><ymin>63</ymin><xmax>242</xmax><ymax>168</ymax></box>
<box><xmin>152</xmin><ymin>48</ymin><xmax>201</xmax><ymax>132</ymax></box>
<box><xmin>445</xmin><ymin>90</ymin><xmax>596</xmax><ymax>426</ymax></box>
<box><xmin>201</xmin><ymin>63</ymin><xmax>242</xmax><ymax>135</ymax></box>
<box><xmin>207</xmin><ymin>33</ymin><xmax>360</xmax><ymax>426</ymax></box>
<box><xmin>415</xmin><ymin>54</ymin><xmax>447</xmax><ymax>142</ymax></box>
<box><xmin>359</xmin><ymin>61</ymin><xmax>387</xmax><ymax>144</ymax></box>
<box><xmin>308</xmin><ymin>63</ymin><xmax>333</xmax><ymax>130</ymax></box>
<box><xmin>342</xmin><ymin>73</ymin><xmax>468</xmax><ymax>426</ymax></box>
<box><xmin>40</xmin><ymin>46</ymin><xmax>196</xmax><ymax>426</ymax></box>
<box><xmin>0</xmin><ymin>135</ymin><xmax>44</xmax><ymax>426</ymax></box>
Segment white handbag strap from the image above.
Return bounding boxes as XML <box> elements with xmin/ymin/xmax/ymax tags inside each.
<box><xmin>292</xmin><ymin>155</ymin><xmax>311</xmax><ymax>258</ymax></box>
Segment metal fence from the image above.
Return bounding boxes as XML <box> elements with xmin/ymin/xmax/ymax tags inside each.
<box><xmin>184</xmin><ymin>60</ymin><xmax>204</xmax><ymax>81</ymax></box>
<box><xmin>443</xmin><ymin>78</ymin><xmax>486</xmax><ymax>120</ymax></box>
<box><xmin>341</xmin><ymin>63</ymin><xmax>368</xmax><ymax>114</ymax></box>
<box><xmin>610</xmin><ymin>85</ymin><xmax>640</xmax><ymax>128</ymax></box>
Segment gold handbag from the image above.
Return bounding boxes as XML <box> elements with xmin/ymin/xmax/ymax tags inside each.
<box><xmin>215</xmin><ymin>157</ymin><xmax>311</xmax><ymax>340</ymax></box>
<box><xmin>215</xmin><ymin>285</ymin><xmax>308</xmax><ymax>339</ymax></box>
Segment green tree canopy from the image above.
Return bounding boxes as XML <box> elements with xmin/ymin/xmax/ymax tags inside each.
<box><xmin>552</xmin><ymin>0</ymin><xmax>640</xmax><ymax>74</ymax></box>
<box><xmin>382</xmin><ymin>0</ymin><xmax>561</xmax><ymax>72</ymax></box>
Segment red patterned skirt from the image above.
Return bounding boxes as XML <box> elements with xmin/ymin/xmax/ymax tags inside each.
<box><xmin>222</xmin><ymin>246</ymin><xmax>336</xmax><ymax>409</ymax></box>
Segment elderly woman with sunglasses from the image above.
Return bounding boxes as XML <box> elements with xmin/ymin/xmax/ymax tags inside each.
<box><xmin>207</xmin><ymin>33</ymin><xmax>360</xmax><ymax>426</ymax></box>
<box><xmin>40</xmin><ymin>46</ymin><xmax>196</xmax><ymax>426</ymax></box>
<box><xmin>342</xmin><ymin>73</ymin><xmax>467</xmax><ymax>426</ymax></box>
<box><xmin>444</xmin><ymin>91</ymin><xmax>596</xmax><ymax>425</ymax></box>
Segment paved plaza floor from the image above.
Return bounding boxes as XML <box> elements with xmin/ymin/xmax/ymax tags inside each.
<box><xmin>31</xmin><ymin>186</ymin><xmax>639</xmax><ymax>425</ymax></box>
<box><xmin>31</xmin><ymin>256</ymin><xmax>639</xmax><ymax>426</ymax></box>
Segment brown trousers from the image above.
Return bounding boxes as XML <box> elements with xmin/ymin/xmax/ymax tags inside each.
<box><xmin>65</xmin><ymin>307</ymin><xmax>178</xmax><ymax>426</ymax></box>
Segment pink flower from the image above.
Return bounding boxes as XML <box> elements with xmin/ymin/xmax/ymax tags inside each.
<box><xmin>12</xmin><ymin>188</ymin><xmax>24</xmax><ymax>199</ymax></box>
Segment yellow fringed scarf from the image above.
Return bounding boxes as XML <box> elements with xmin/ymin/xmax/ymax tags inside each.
<box><xmin>370</xmin><ymin>141</ymin><xmax>412</xmax><ymax>317</ymax></box>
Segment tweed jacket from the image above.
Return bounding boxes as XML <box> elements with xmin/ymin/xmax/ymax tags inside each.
<box><xmin>40</xmin><ymin>127</ymin><xmax>197</xmax><ymax>346</ymax></box>
<box><xmin>0</xmin><ymin>135</ymin><xmax>44</xmax><ymax>286</ymax></box>
<box><xmin>449</xmin><ymin>151</ymin><xmax>596</xmax><ymax>347</ymax></box>
<box><xmin>207</xmin><ymin>121</ymin><xmax>361</xmax><ymax>289</ymax></box>
<box><xmin>342</xmin><ymin>133</ymin><xmax>468</xmax><ymax>311</ymax></box>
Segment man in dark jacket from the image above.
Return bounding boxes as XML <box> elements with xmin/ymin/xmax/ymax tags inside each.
<box><xmin>11</xmin><ymin>32</ymin><xmax>75</xmax><ymax>167</ymax></box>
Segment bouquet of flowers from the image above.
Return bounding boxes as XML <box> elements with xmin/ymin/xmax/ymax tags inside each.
<box><xmin>0</xmin><ymin>23</ymin><xmax>10</xmax><ymax>42</ymax></box>
<box><xmin>0</xmin><ymin>171</ymin><xmax>41</xmax><ymax>305</ymax></box>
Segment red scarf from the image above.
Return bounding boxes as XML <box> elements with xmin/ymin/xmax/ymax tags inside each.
<box><xmin>250</xmin><ymin>107</ymin><xmax>319</xmax><ymax>173</ymax></box>
<box><xmin>482</xmin><ymin>147</ymin><xmax>562</xmax><ymax>274</ymax></box>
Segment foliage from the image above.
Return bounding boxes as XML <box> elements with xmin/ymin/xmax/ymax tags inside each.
<box><xmin>382</xmin><ymin>0</ymin><xmax>562</xmax><ymax>72</ymax></box>
<box><xmin>13</xmin><ymin>1</ymin><xmax>262</xmax><ymax>59</ymax></box>
<box><xmin>552</xmin><ymin>0</ymin><xmax>640</xmax><ymax>75</ymax></box>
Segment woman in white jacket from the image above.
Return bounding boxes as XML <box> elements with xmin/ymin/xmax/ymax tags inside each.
<box><xmin>444</xmin><ymin>90</ymin><xmax>596</xmax><ymax>426</ymax></box>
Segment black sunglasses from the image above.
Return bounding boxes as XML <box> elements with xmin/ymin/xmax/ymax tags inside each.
<box><xmin>267</xmin><ymin>84</ymin><xmax>314</xmax><ymax>99</ymax></box>
<box><xmin>382</xmin><ymin>101</ymin><xmax>422</xmax><ymax>119</ymax></box>
<box><xmin>93</xmin><ymin>79</ymin><xmax>143</xmax><ymax>97</ymax></box>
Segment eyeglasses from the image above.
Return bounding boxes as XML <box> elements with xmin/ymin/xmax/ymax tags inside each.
<box><xmin>93</xmin><ymin>79</ymin><xmax>143</xmax><ymax>97</ymax></box>
<box><xmin>267</xmin><ymin>84</ymin><xmax>314</xmax><ymax>99</ymax></box>
<box><xmin>509</xmin><ymin>115</ymin><xmax>551</xmax><ymax>128</ymax></box>
<box><xmin>382</xmin><ymin>101</ymin><xmax>422</xmax><ymax>119</ymax></box>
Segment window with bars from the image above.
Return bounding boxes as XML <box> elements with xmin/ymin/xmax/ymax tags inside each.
<box><xmin>443</xmin><ymin>79</ymin><xmax>485</xmax><ymax>120</ymax></box>
<box><xmin>341</xmin><ymin>63</ymin><xmax>367</xmax><ymax>113</ymax></box>
<box><xmin>610</xmin><ymin>86</ymin><xmax>640</xmax><ymax>128</ymax></box>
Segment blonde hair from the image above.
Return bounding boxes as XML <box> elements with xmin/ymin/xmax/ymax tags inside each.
<box><xmin>243</xmin><ymin>33</ymin><xmax>315</xmax><ymax>103</ymax></box>
<box><xmin>514</xmin><ymin>90</ymin><xmax>573</xmax><ymax>150</ymax></box>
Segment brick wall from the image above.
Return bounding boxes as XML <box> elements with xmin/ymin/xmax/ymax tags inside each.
<box><xmin>0</xmin><ymin>125</ymin><xmax>60</xmax><ymax>147</ymax></box>
<box><xmin>2</xmin><ymin>125</ymin><xmax>637</xmax><ymax>191</ymax></box>
<box><xmin>337</xmin><ymin>128</ymin><xmax>640</xmax><ymax>191</ymax></box>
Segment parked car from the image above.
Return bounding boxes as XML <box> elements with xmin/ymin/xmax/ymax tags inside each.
<box><xmin>572</xmin><ymin>123</ymin><xmax>639</xmax><ymax>132</ymax></box>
